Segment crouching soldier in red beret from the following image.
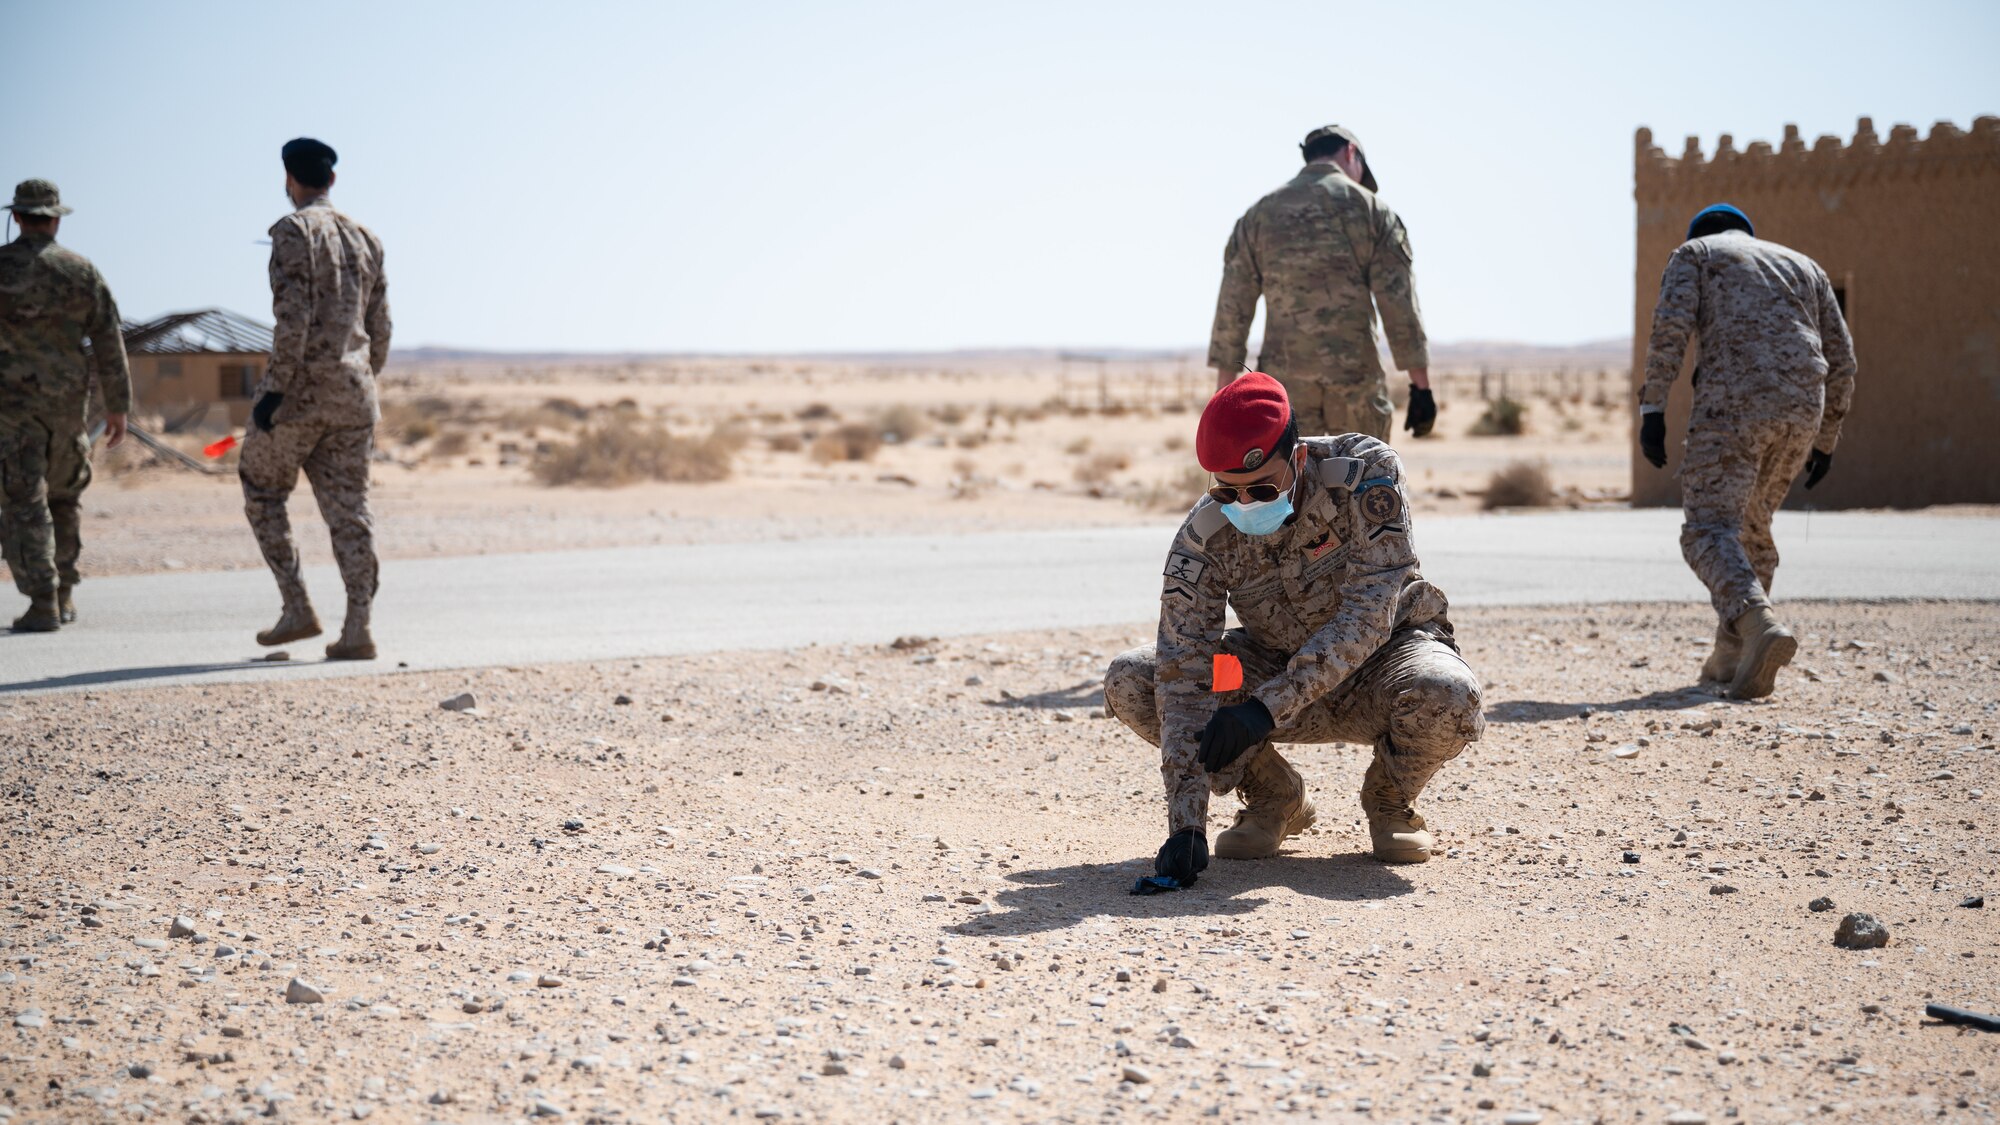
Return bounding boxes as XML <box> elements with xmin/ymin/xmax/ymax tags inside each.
<box><xmin>1105</xmin><ymin>373</ymin><xmax>1484</xmax><ymax>888</ymax></box>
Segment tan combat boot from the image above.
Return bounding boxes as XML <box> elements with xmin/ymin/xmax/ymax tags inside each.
<box><xmin>1729</xmin><ymin>604</ymin><xmax>1796</xmax><ymax>700</ymax></box>
<box><xmin>57</xmin><ymin>584</ymin><xmax>76</xmax><ymax>625</ymax></box>
<box><xmin>257</xmin><ymin>605</ymin><xmax>322</xmax><ymax>647</ymax></box>
<box><xmin>1699</xmin><ymin>621</ymin><xmax>1740</xmax><ymax>683</ymax></box>
<box><xmin>1360</xmin><ymin>756</ymin><xmax>1433</xmax><ymax>864</ymax></box>
<box><xmin>325</xmin><ymin>622</ymin><xmax>376</xmax><ymax>661</ymax></box>
<box><xmin>12</xmin><ymin>594</ymin><xmax>60</xmax><ymax>633</ymax></box>
<box><xmin>1214</xmin><ymin>749</ymin><xmax>1316</xmax><ymax>859</ymax></box>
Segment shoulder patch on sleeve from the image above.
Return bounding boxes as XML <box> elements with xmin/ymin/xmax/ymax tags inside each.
<box><xmin>1318</xmin><ymin>456</ymin><xmax>1365</xmax><ymax>491</ymax></box>
<box><xmin>1190</xmin><ymin>498</ymin><xmax>1229</xmax><ymax>542</ymax></box>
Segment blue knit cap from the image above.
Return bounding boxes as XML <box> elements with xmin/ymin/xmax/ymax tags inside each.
<box><xmin>1687</xmin><ymin>203</ymin><xmax>1753</xmax><ymax>241</ymax></box>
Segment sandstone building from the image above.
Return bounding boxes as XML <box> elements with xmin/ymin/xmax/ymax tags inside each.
<box><xmin>1630</xmin><ymin>116</ymin><xmax>2000</xmax><ymax>508</ymax></box>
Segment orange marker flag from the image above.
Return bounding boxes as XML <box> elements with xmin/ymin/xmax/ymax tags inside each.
<box><xmin>1212</xmin><ymin>653</ymin><xmax>1243</xmax><ymax>693</ymax></box>
<box><xmin>203</xmin><ymin>434</ymin><xmax>240</xmax><ymax>458</ymax></box>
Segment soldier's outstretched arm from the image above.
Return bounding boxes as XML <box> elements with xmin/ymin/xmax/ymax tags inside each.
<box><xmin>266</xmin><ymin>219</ymin><xmax>312</xmax><ymax>395</ymax></box>
<box><xmin>1813</xmin><ymin>266</ymin><xmax>1857</xmax><ymax>453</ymax></box>
<box><xmin>1639</xmin><ymin>245</ymin><xmax>1701</xmax><ymax>412</ymax></box>
<box><xmin>1155</xmin><ymin>527</ymin><xmax>1231</xmax><ymax>835</ymax></box>
<box><xmin>1251</xmin><ymin>451</ymin><xmax>1418</xmax><ymax>727</ymax></box>
<box><xmin>1206</xmin><ymin>218</ymin><xmax>1261</xmax><ymax>386</ymax></box>
<box><xmin>1367</xmin><ymin>210</ymin><xmax>1429</xmax><ymax>374</ymax></box>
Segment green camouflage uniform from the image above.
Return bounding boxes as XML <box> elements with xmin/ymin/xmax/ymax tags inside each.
<box><xmin>1103</xmin><ymin>435</ymin><xmax>1483</xmax><ymax>836</ymax></box>
<box><xmin>1641</xmin><ymin>230</ymin><xmax>1856</xmax><ymax>625</ymax></box>
<box><xmin>1208</xmin><ymin>164</ymin><xmax>1428</xmax><ymax>441</ymax></box>
<box><xmin>0</xmin><ymin>228</ymin><xmax>130</xmax><ymax>598</ymax></box>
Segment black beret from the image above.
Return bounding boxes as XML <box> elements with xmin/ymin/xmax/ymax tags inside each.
<box><xmin>281</xmin><ymin>137</ymin><xmax>338</xmax><ymax>186</ymax></box>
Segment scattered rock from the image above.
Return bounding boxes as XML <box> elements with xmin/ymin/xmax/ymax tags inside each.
<box><xmin>169</xmin><ymin>915</ymin><xmax>197</xmax><ymax>939</ymax></box>
<box><xmin>613</xmin><ymin>694</ymin><xmax>633</xmax><ymax>705</ymax></box>
<box><xmin>439</xmin><ymin>693</ymin><xmax>477</xmax><ymax>712</ymax></box>
<box><xmin>1960</xmin><ymin>895</ymin><xmax>1985</xmax><ymax>909</ymax></box>
<box><xmin>13</xmin><ymin>1007</ymin><xmax>46</xmax><ymax>1029</ymax></box>
<box><xmin>1809</xmin><ymin>896</ymin><xmax>1836</xmax><ymax>913</ymax></box>
<box><xmin>284</xmin><ymin>978</ymin><xmax>326</xmax><ymax>1004</ymax></box>
<box><xmin>1120</xmin><ymin>1065</ymin><xmax>1152</xmax><ymax>1084</ymax></box>
<box><xmin>1664</xmin><ymin>1112</ymin><xmax>1710</xmax><ymax>1125</ymax></box>
<box><xmin>1708</xmin><ymin>884</ymin><xmax>1738</xmax><ymax>896</ymax></box>
<box><xmin>1833</xmin><ymin>913</ymin><xmax>1890</xmax><ymax>950</ymax></box>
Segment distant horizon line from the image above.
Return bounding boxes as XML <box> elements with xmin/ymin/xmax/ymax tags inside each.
<box><xmin>385</xmin><ymin>336</ymin><xmax>1635</xmax><ymax>364</ymax></box>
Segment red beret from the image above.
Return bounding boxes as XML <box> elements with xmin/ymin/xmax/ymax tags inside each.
<box><xmin>1196</xmin><ymin>373</ymin><xmax>1291</xmax><ymax>473</ymax></box>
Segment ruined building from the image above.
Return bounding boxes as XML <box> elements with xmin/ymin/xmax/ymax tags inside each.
<box><xmin>1630</xmin><ymin>116</ymin><xmax>2000</xmax><ymax>508</ymax></box>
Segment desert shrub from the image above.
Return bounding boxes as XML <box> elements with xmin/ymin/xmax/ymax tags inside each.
<box><xmin>1129</xmin><ymin>464</ymin><xmax>1210</xmax><ymax>511</ymax></box>
<box><xmin>953</xmin><ymin>431</ymin><xmax>988</xmax><ymax>449</ymax></box>
<box><xmin>934</xmin><ymin>403</ymin><xmax>969</xmax><ymax>426</ymax></box>
<box><xmin>1065</xmin><ymin>437</ymin><xmax>1092</xmax><ymax>456</ymax></box>
<box><xmin>797</xmin><ymin>402</ymin><xmax>839</xmax><ymax>421</ymax></box>
<box><xmin>1164</xmin><ymin>434</ymin><xmax>1188</xmax><ymax>452</ymax></box>
<box><xmin>874</xmin><ymin>404</ymin><xmax>926</xmax><ymax>444</ymax></box>
<box><xmin>431</xmin><ymin>429</ymin><xmax>472</xmax><ymax>458</ymax></box>
<box><xmin>767</xmin><ymin>431</ymin><xmax>805</xmax><ymax>453</ymax></box>
<box><xmin>533</xmin><ymin>419</ymin><xmax>743</xmax><ymax>486</ymax></box>
<box><xmin>811</xmin><ymin>422</ymin><xmax>884</xmax><ymax>463</ymax></box>
<box><xmin>1074</xmin><ymin>450</ymin><xmax>1132</xmax><ymax>486</ymax></box>
<box><xmin>1471</xmin><ymin>395</ymin><xmax>1528</xmax><ymax>436</ymax></box>
<box><xmin>1481</xmin><ymin>460</ymin><xmax>1554</xmax><ymax>510</ymax></box>
<box><xmin>379</xmin><ymin>394</ymin><xmax>457</xmax><ymax>444</ymax></box>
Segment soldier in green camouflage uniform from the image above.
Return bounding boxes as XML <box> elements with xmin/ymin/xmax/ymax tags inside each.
<box><xmin>1208</xmin><ymin>125</ymin><xmax>1436</xmax><ymax>443</ymax></box>
<box><xmin>241</xmin><ymin>138</ymin><xmax>391</xmax><ymax>661</ymax></box>
<box><xmin>1640</xmin><ymin>204</ymin><xmax>1856</xmax><ymax>700</ymax></box>
<box><xmin>1105</xmin><ymin>374</ymin><xmax>1482</xmax><ymax>884</ymax></box>
<box><xmin>0</xmin><ymin>180</ymin><xmax>131</xmax><ymax>631</ymax></box>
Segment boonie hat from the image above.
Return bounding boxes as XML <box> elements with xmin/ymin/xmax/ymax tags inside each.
<box><xmin>9</xmin><ymin>179</ymin><xmax>72</xmax><ymax>217</ymax></box>
<box><xmin>1300</xmin><ymin>125</ymin><xmax>1378</xmax><ymax>192</ymax></box>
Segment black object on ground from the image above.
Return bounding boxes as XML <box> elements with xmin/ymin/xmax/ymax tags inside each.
<box><xmin>1925</xmin><ymin>1004</ymin><xmax>2000</xmax><ymax>1033</ymax></box>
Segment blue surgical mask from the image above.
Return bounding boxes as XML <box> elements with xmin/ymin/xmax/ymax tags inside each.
<box><xmin>1222</xmin><ymin>493</ymin><xmax>1294</xmax><ymax>536</ymax></box>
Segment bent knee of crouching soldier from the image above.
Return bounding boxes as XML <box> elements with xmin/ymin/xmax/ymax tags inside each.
<box><xmin>1104</xmin><ymin>645</ymin><xmax>1162</xmax><ymax>747</ymax></box>
<box><xmin>1388</xmin><ymin>660</ymin><xmax>1485</xmax><ymax>759</ymax></box>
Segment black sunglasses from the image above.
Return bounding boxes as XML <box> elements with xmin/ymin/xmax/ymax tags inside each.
<box><xmin>1207</xmin><ymin>481</ymin><xmax>1287</xmax><ymax>505</ymax></box>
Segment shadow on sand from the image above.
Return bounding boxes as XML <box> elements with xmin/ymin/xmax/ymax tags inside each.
<box><xmin>1484</xmin><ymin>684</ymin><xmax>1738</xmax><ymax>723</ymax></box>
<box><xmin>946</xmin><ymin>850</ymin><xmax>1414</xmax><ymax>938</ymax></box>
<box><xmin>0</xmin><ymin>660</ymin><xmax>294</xmax><ymax>694</ymax></box>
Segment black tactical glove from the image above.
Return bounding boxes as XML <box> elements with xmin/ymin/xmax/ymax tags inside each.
<box><xmin>1153</xmin><ymin>827</ymin><xmax>1209</xmax><ymax>885</ymax></box>
<box><xmin>252</xmin><ymin>392</ymin><xmax>285</xmax><ymax>433</ymax></box>
<box><xmin>1802</xmin><ymin>448</ymin><xmax>1833</xmax><ymax>490</ymax></box>
<box><xmin>1639</xmin><ymin>411</ymin><xmax>1667</xmax><ymax>469</ymax></box>
<box><xmin>1403</xmin><ymin>387</ymin><xmax>1437</xmax><ymax>438</ymax></box>
<box><xmin>1198</xmin><ymin>698</ymin><xmax>1275</xmax><ymax>774</ymax></box>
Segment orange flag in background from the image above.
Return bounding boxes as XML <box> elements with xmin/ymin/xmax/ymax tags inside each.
<box><xmin>203</xmin><ymin>434</ymin><xmax>239</xmax><ymax>458</ymax></box>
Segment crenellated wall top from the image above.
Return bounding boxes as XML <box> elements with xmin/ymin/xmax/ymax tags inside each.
<box><xmin>1634</xmin><ymin>116</ymin><xmax>1999</xmax><ymax>194</ymax></box>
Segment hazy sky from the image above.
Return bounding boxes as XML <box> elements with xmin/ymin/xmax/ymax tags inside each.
<box><xmin>8</xmin><ymin>0</ymin><xmax>1996</xmax><ymax>354</ymax></box>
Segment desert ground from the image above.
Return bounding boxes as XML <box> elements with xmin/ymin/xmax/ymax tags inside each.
<box><xmin>1</xmin><ymin>601</ymin><xmax>1994</xmax><ymax>1123</ymax></box>
<box><xmin>79</xmin><ymin>356</ymin><xmax>1635</xmax><ymax>578</ymax></box>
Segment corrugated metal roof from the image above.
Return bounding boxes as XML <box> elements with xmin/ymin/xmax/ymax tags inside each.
<box><xmin>122</xmin><ymin>309</ymin><xmax>273</xmax><ymax>355</ymax></box>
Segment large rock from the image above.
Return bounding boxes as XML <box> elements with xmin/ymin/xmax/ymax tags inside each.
<box><xmin>1833</xmin><ymin>912</ymin><xmax>1890</xmax><ymax>950</ymax></box>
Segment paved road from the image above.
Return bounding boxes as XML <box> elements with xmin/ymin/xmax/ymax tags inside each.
<box><xmin>3</xmin><ymin>509</ymin><xmax>1995</xmax><ymax>695</ymax></box>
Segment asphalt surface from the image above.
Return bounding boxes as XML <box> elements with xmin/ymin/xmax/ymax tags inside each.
<box><xmin>3</xmin><ymin>509</ymin><xmax>1995</xmax><ymax>695</ymax></box>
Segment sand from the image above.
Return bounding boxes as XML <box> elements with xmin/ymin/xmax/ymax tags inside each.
<box><xmin>77</xmin><ymin>358</ymin><xmax>1633</xmax><ymax>578</ymax></box>
<box><xmin>3</xmin><ymin>601</ymin><xmax>1993</xmax><ymax>1122</ymax></box>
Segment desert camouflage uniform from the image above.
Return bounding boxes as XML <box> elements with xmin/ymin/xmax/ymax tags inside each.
<box><xmin>240</xmin><ymin>196</ymin><xmax>390</xmax><ymax>622</ymax></box>
<box><xmin>1641</xmin><ymin>230</ymin><xmax>1856</xmax><ymax>624</ymax></box>
<box><xmin>0</xmin><ymin>231</ymin><xmax>130</xmax><ymax>597</ymax></box>
<box><xmin>1208</xmin><ymin>165</ymin><xmax>1428</xmax><ymax>441</ymax></box>
<box><xmin>1104</xmin><ymin>435</ymin><xmax>1484</xmax><ymax>835</ymax></box>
